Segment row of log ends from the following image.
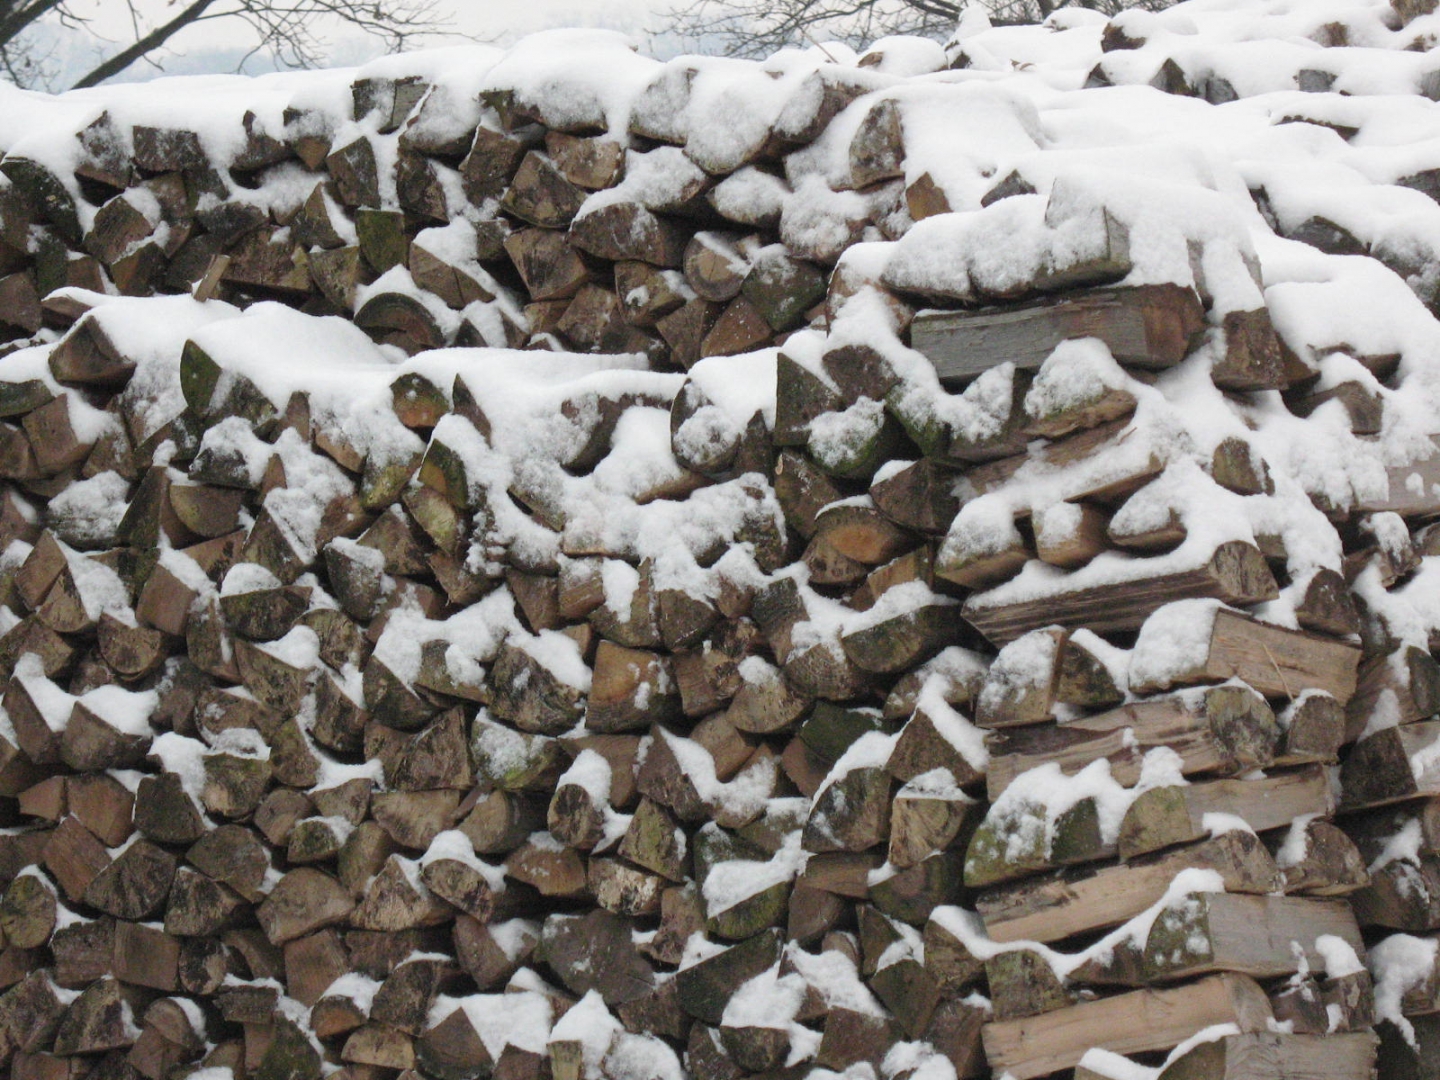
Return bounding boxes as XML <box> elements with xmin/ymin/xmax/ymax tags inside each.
<box><xmin>0</xmin><ymin>40</ymin><xmax>1439</xmax><ymax>1080</ymax></box>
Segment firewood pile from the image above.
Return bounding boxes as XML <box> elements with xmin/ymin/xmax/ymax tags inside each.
<box><xmin>4</xmin><ymin>3</ymin><xmax>1440</xmax><ymax>1079</ymax></box>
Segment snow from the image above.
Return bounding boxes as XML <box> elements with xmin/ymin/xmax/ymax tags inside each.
<box><xmin>1371</xmin><ymin>933</ymin><xmax>1438</xmax><ymax>1046</ymax></box>
<box><xmin>912</xmin><ymin>678</ymin><xmax>990</xmax><ymax>774</ymax></box>
<box><xmin>1127</xmin><ymin>599</ymin><xmax>1222</xmax><ymax>690</ymax></box>
<box><xmin>13</xmin><ymin>652</ymin><xmax>73</xmax><ymax>729</ymax></box>
<box><xmin>44</xmin><ymin>472</ymin><xmax>130</xmax><ymax>549</ymax></box>
<box><xmin>419</xmin><ymin>830</ymin><xmax>507</xmax><ymax>892</ymax></box>
<box><xmin>978</xmin><ymin>627</ymin><xmax>1063</xmax><ymax>719</ymax></box>
<box><xmin>220</xmin><ymin>563</ymin><xmax>283</xmax><ymax>597</ymax></box>
<box><xmin>147</xmin><ymin>732</ymin><xmax>210</xmax><ymax>802</ymax></box>
<box><xmin>319</xmin><ymin>972</ymin><xmax>381</xmax><ymax>1011</ymax></box>
<box><xmin>702</xmin><ymin>829</ymin><xmax>808</xmax><ymax>917</ymax></box>
<box><xmin>432</xmin><ymin>989</ymin><xmax>554</xmax><ymax>1060</ymax></box>
<box><xmin>979</xmin><ymin>749</ymin><xmax>1186</xmax><ymax>869</ymax></box>
<box><xmin>77</xmin><ymin>684</ymin><xmax>158</xmax><ymax>737</ymax></box>
<box><xmin>660</xmin><ymin>727</ymin><xmax>776</xmax><ymax>824</ymax></box>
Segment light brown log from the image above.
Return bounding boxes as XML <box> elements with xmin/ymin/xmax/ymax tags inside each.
<box><xmin>1118</xmin><ymin>764</ymin><xmax>1334</xmax><ymax>859</ymax></box>
<box><xmin>981</xmin><ymin>973</ymin><xmax>1273</xmax><ymax>1080</ymax></box>
<box><xmin>1131</xmin><ymin>606</ymin><xmax>1361</xmax><ymax>703</ymax></box>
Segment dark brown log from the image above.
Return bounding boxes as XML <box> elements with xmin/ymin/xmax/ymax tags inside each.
<box><xmin>870</xmin><ymin>458</ymin><xmax>961</xmax><ymax>534</ymax></box>
<box><xmin>1212</xmin><ymin>308</ymin><xmax>1304</xmax><ymax>391</ymax></box>
<box><xmin>502</xmin><ymin>152</ymin><xmax>585</xmax><ymax>228</ymax></box>
<box><xmin>570</xmin><ymin>203</ymin><xmax>688</xmax><ymax>266</ymax></box>
<box><xmin>80</xmin><ymin>837</ymin><xmax>174</xmax><ymax>921</ymax></box>
<box><xmin>587</xmin><ymin>642</ymin><xmax>681</xmax><ymax>732</ymax></box>
<box><xmin>674</xmin><ymin>928</ymin><xmax>782</xmax><ymax>1025</ymax></box>
<box><xmin>1143</xmin><ymin>891</ymin><xmax>1362</xmax><ymax>981</ymax></box>
<box><xmin>504</xmin><ymin>227</ymin><xmax>592</xmax><ymax>302</ymax></box>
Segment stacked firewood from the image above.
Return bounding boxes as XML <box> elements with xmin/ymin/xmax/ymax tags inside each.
<box><xmin>0</xmin><ymin>51</ymin><xmax>918</xmax><ymax>369</ymax></box>
<box><xmin>3</xmin><ymin>16</ymin><xmax>1440</xmax><ymax>1080</ymax></box>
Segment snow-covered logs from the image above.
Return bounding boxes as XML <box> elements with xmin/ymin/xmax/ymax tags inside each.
<box><xmin>5</xmin><ymin>3</ymin><xmax>1440</xmax><ymax>1078</ymax></box>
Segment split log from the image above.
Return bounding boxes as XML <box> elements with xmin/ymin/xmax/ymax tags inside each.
<box><xmin>1345</xmin><ymin>645</ymin><xmax>1440</xmax><ymax>742</ymax></box>
<box><xmin>1341</xmin><ymin>719</ymin><xmax>1440</xmax><ymax>810</ymax></box>
<box><xmin>983</xmin><ymin>973</ymin><xmax>1273</xmax><ymax>1080</ymax></box>
<box><xmin>1142</xmin><ymin>892</ymin><xmax>1362</xmax><ymax>980</ymax></box>
<box><xmin>977</xmin><ymin>829</ymin><xmax>1282</xmax><ymax>944</ymax></box>
<box><xmin>1160</xmin><ymin>1031</ymin><xmax>1376</xmax><ymax>1080</ymax></box>
<box><xmin>986</xmin><ymin>682</ymin><xmax>1281</xmax><ymax>800</ymax></box>
<box><xmin>963</xmin><ymin>540</ymin><xmax>1279</xmax><ymax>646</ymax></box>
<box><xmin>911</xmin><ymin>283</ymin><xmax>1204</xmax><ymax>385</ymax></box>
<box><xmin>1118</xmin><ymin>764</ymin><xmax>1334</xmax><ymax>859</ymax></box>
<box><xmin>1130</xmin><ymin>606</ymin><xmax>1361</xmax><ymax>703</ymax></box>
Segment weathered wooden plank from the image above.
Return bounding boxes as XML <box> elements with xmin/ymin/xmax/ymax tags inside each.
<box><xmin>912</xmin><ymin>283</ymin><xmax>1205</xmax><ymax>385</ymax></box>
<box><xmin>1341</xmin><ymin>719</ymin><xmax>1440</xmax><ymax>810</ymax></box>
<box><xmin>1118</xmin><ymin>765</ymin><xmax>1334</xmax><ymax>859</ymax></box>
<box><xmin>981</xmin><ymin>973</ymin><xmax>1273</xmax><ymax>1080</ymax></box>
<box><xmin>976</xmin><ymin>829</ymin><xmax>1281</xmax><ymax>945</ymax></box>
<box><xmin>986</xmin><ymin>683</ymin><xmax>1280</xmax><ymax>801</ymax></box>
<box><xmin>962</xmin><ymin>540</ymin><xmax>1278</xmax><ymax>646</ymax></box>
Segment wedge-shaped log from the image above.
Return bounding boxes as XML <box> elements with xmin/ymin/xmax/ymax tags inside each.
<box><xmin>1342</xmin><ymin>719</ymin><xmax>1440</xmax><ymax>810</ymax></box>
<box><xmin>588</xmin><ymin>642</ymin><xmax>681</xmax><ymax>733</ymax></box>
<box><xmin>912</xmin><ymin>283</ymin><xmax>1204</xmax><ymax>385</ymax></box>
<box><xmin>975</xmin><ymin>627</ymin><xmax>1067</xmax><ymax>728</ymax></box>
<box><xmin>1142</xmin><ymin>892</ymin><xmax>1362</xmax><ymax>981</ymax></box>
<box><xmin>1131</xmin><ymin>606</ymin><xmax>1360</xmax><ymax>703</ymax></box>
<box><xmin>963</xmin><ymin>540</ymin><xmax>1278</xmax><ymax>646</ymax></box>
<box><xmin>1118</xmin><ymin>764</ymin><xmax>1334</xmax><ymax>859</ymax></box>
<box><xmin>986</xmin><ymin>683</ymin><xmax>1281</xmax><ymax>801</ymax></box>
<box><xmin>977</xmin><ymin>829</ymin><xmax>1282</xmax><ymax>944</ymax></box>
<box><xmin>1349</xmin><ymin>850</ymin><xmax>1440</xmax><ymax>931</ymax></box>
<box><xmin>1345</xmin><ymin>645</ymin><xmax>1440</xmax><ymax>742</ymax></box>
<box><xmin>982</xmin><ymin>973</ymin><xmax>1273</xmax><ymax>1080</ymax></box>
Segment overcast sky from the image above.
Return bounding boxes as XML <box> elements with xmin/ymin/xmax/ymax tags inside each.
<box><xmin>27</xmin><ymin>0</ymin><xmax>683</xmax><ymax>89</ymax></box>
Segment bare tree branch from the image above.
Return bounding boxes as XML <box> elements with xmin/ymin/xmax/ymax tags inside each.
<box><xmin>0</xmin><ymin>0</ymin><xmax>448</xmax><ymax>91</ymax></box>
<box><xmin>71</xmin><ymin>0</ymin><xmax>217</xmax><ymax>88</ymax></box>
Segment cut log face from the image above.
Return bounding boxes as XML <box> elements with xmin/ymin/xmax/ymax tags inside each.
<box><xmin>1118</xmin><ymin>764</ymin><xmax>1334</xmax><ymax>860</ymax></box>
<box><xmin>1142</xmin><ymin>892</ymin><xmax>1363</xmax><ymax>981</ymax></box>
<box><xmin>0</xmin><ymin>40</ymin><xmax>1426</xmax><ymax>1080</ymax></box>
<box><xmin>1157</xmin><ymin>1031</ymin><xmax>1377</xmax><ymax>1080</ymax></box>
<box><xmin>587</xmin><ymin>641</ymin><xmax>681</xmax><ymax>732</ymax></box>
<box><xmin>1341</xmin><ymin>719</ymin><xmax>1440</xmax><ymax>810</ymax></box>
